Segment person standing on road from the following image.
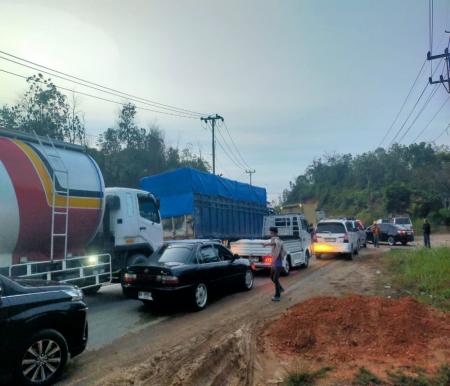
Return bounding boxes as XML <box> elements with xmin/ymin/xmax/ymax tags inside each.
<box><xmin>423</xmin><ymin>218</ymin><xmax>431</xmax><ymax>248</ymax></box>
<box><xmin>372</xmin><ymin>222</ymin><xmax>380</xmax><ymax>248</ymax></box>
<box><xmin>262</xmin><ymin>227</ymin><xmax>285</xmax><ymax>302</ymax></box>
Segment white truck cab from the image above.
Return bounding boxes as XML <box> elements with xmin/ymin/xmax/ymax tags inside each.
<box><xmin>100</xmin><ymin>188</ymin><xmax>164</xmax><ymax>279</ymax></box>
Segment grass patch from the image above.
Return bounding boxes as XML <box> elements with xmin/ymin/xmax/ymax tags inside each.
<box><xmin>354</xmin><ymin>367</ymin><xmax>383</xmax><ymax>385</ymax></box>
<box><xmin>381</xmin><ymin>247</ymin><xmax>450</xmax><ymax>310</ymax></box>
<box><xmin>387</xmin><ymin>364</ymin><xmax>450</xmax><ymax>386</ymax></box>
<box><xmin>283</xmin><ymin>366</ymin><xmax>333</xmax><ymax>386</ymax></box>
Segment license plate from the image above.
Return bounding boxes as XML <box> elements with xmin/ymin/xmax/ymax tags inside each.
<box><xmin>325</xmin><ymin>238</ymin><xmax>336</xmax><ymax>242</ymax></box>
<box><xmin>138</xmin><ymin>291</ymin><xmax>153</xmax><ymax>301</ymax></box>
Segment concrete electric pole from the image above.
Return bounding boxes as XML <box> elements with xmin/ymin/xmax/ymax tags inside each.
<box><xmin>245</xmin><ymin>169</ymin><xmax>256</xmax><ymax>185</ymax></box>
<box><xmin>200</xmin><ymin>114</ymin><xmax>224</xmax><ymax>175</ymax></box>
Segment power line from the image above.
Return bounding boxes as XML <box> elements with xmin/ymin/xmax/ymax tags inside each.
<box><xmin>221</xmin><ymin>120</ymin><xmax>251</xmax><ymax>169</ymax></box>
<box><xmin>215</xmin><ymin>137</ymin><xmax>247</xmax><ymax>171</ymax></box>
<box><xmin>0</xmin><ymin>54</ymin><xmax>203</xmax><ymax>118</ymax></box>
<box><xmin>378</xmin><ymin>59</ymin><xmax>427</xmax><ymax>147</ymax></box>
<box><xmin>0</xmin><ymin>68</ymin><xmax>200</xmax><ymax>120</ymax></box>
<box><xmin>430</xmin><ymin>122</ymin><xmax>450</xmax><ymax>142</ymax></box>
<box><xmin>0</xmin><ymin>49</ymin><xmax>207</xmax><ymax>117</ymax></box>
<box><xmin>215</xmin><ymin>122</ymin><xmax>248</xmax><ymax>170</ymax></box>
<box><xmin>411</xmin><ymin>94</ymin><xmax>450</xmax><ymax>142</ymax></box>
<box><xmin>388</xmin><ymin>59</ymin><xmax>443</xmax><ymax>146</ymax></box>
<box><xmin>397</xmin><ymin>83</ymin><xmax>440</xmax><ymax>143</ymax></box>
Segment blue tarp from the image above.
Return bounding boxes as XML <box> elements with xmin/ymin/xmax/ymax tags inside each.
<box><xmin>140</xmin><ymin>167</ymin><xmax>267</xmax><ymax>218</ymax></box>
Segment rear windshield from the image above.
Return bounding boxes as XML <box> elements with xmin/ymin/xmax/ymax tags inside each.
<box><xmin>316</xmin><ymin>222</ymin><xmax>346</xmax><ymax>234</ymax></box>
<box><xmin>395</xmin><ymin>218</ymin><xmax>411</xmax><ymax>225</ymax></box>
<box><xmin>150</xmin><ymin>245</ymin><xmax>194</xmax><ymax>264</ymax></box>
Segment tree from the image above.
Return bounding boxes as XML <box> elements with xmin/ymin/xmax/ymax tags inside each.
<box><xmin>0</xmin><ymin>73</ymin><xmax>85</xmax><ymax>144</ymax></box>
<box><xmin>384</xmin><ymin>183</ymin><xmax>411</xmax><ymax>214</ymax></box>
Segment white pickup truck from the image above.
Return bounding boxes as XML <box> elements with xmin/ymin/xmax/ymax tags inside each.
<box><xmin>230</xmin><ymin>214</ymin><xmax>312</xmax><ymax>275</ymax></box>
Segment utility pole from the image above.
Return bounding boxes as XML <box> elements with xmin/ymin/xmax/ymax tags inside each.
<box><xmin>245</xmin><ymin>169</ymin><xmax>256</xmax><ymax>185</ymax></box>
<box><xmin>200</xmin><ymin>114</ymin><xmax>224</xmax><ymax>174</ymax></box>
<box><xmin>427</xmin><ymin>38</ymin><xmax>450</xmax><ymax>93</ymax></box>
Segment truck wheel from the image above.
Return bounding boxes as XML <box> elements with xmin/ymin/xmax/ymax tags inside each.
<box><xmin>241</xmin><ymin>269</ymin><xmax>254</xmax><ymax>291</ymax></box>
<box><xmin>16</xmin><ymin>329</ymin><xmax>68</xmax><ymax>386</ymax></box>
<box><xmin>281</xmin><ymin>257</ymin><xmax>290</xmax><ymax>276</ymax></box>
<box><xmin>192</xmin><ymin>283</ymin><xmax>208</xmax><ymax>311</ymax></box>
<box><xmin>126</xmin><ymin>254</ymin><xmax>148</xmax><ymax>267</ymax></box>
<box><xmin>301</xmin><ymin>251</ymin><xmax>310</xmax><ymax>268</ymax></box>
<box><xmin>82</xmin><ymin>285</ymin><xmax>101</xmax><ymax>295</ymax></box>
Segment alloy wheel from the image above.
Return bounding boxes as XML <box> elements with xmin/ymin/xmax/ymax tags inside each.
<box><xmin>244</xmin><ymin>270</ymin><xmax>254</xmax><ymax>289</ymax></box>
<box><xmin>195</xmin><ymin>283</ymin><xmax>208</xmax><ymax>308</ymax></box>
<box><xmin>21</xmin><ymin>339</ymin><xmax>62</xmax><ymax>384</ymax></box>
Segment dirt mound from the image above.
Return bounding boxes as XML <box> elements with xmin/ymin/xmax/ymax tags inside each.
<box><xmin>266</xmin><ymin>295</ymin><xmax>450</xmax><ymax>368</ymax></box>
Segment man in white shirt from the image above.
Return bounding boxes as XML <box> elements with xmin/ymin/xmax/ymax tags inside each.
<box><xmin>262</xmin><ymin>227</ymin><xmax>285</xmax><ymax>301</ymax></box>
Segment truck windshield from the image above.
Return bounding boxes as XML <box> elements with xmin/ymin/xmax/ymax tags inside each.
<box><xmin>150</xmin><ymin>245</ymin><xmax>193</xmax><ymax>264</ymax></box>
<box><xmin>138</xmin><ymin>195</ymin><xmax>160</xmax><ymax>223</ymax></box>
<box><xmin>395</xmin><ymin>218</ymin><xmax>411</xmax><ymax>225</ymax></box>
<box><xmin>316</xmin><ymin>222</ymin><xmax>346</xmax><ymax>234</ymax></box>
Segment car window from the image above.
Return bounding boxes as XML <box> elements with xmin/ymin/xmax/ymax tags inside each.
<box><xmin>316</xmin><ymin>222</ymin><xmax>346</xmax><ymax>234</ymax></box>
<box><xmin>149</xmin><ymin>245</ymin><xmax>193</xmax><ymax>264</ymax></box>
<box><xmin>380</xmin><ymin>224</ymin><xmax>389</xmax><ymax>232</ymax></box>
<box><xmin>138</xmin><ymin>195</ymin><xmax>160</xmax><ymax>223</ymax></box>
<box><xmin>345</xmin><ymin>221</ymin><xmax>356</xmax><ymax>232</ymax></box>
<box><xmin>301</xmin><ymin>219</ymin><xmax>309</xmax><ymax>230</ymax></box>
<box><xmin>395</xmin><ymin>218</ymin><xmax>411</xmax><ymax>225</ymax></box>
<box><xmin>198</xmin><ymin>246</ymin><xmax>220</xmax><ymax>263</ymax></box>
<box><xmin>216</xmin><ymin>245</ymin><xmax>234</xmax><ymax>261</ymax></box>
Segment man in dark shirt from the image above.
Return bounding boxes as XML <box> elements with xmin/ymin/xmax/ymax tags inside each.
<box><xmin>423</xmin><ymin>218</ymin><xmax>431</xmax><ymax>248</ymax></box>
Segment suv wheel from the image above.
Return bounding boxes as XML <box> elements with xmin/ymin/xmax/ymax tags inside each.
<box><xmin>388</xmin><ymin>236</ymin><xmax>396</xmax><ymax>246</ymax></box>
<box><xmin>281</xmin><ymin>257</ymin><xmax>290</xmax><ymax>276</ymax></box>
<box><xmin>193</xmin><ymin>283</ymin><xmax>208</xmax><ymax>311</ymax></box>
<box><xmin>17</xmin><ymin>329</ymin><xmax>68</xmax><ymax>386</ymax></box>
<box><xmin>301</xmin><ymin>251</ymin><xmax>310</xmax><ymax>268</ymax></box>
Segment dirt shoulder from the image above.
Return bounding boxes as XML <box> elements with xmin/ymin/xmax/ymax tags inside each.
<box><xmin>61</xmin><ymin>248</ymin><xmax>384</xmax><ymax>386</ymax></box>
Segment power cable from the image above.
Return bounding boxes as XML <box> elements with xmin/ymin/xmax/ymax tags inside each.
<box><xmin>0</xmin><ymin>49</ymin><xmax>207</xmax><ymax>117</ymax></box>
<box><xmin>0</xmin><ymin>68</ymin><xmax>199</xmax><ymax>120</ymax></box>
<box><xmin>0</xmin><ymin>54</ymin><xmax>203</xmax><ymax>118</ymax></box>
<box><xmin>215</xmin><ymin>124</ymin><xmax>248</xmax><ymax>170</ymax></box>
<box><xmin>378</xmin><ymin>59</ymin><xmax>427</xmax><ymax>147</ymax></box>
<box><xmin>221</xmin><ymin>120</ymin><xmax>251</xmax><ymax>169</ymax></box>
<box><xmin>215</xmin><ymin>137</ymin><xmax>247</xmax><ymax>171</ymax></box>
<box><xmin>388</xmin><ymin>59</ymin><xmax>443</xmax><ymax>146</ymax></box>
<box><xmin>430</xmin><ymin>122</ymin><xmax>450</xmax><ymax>142</ymax></box>
<box><xmin>397</xmin><ymin>83</ymin><xmax>440</xmax><ymax>143</ymax></box>
<box><xmin>411</xmin><ymin>94</ymin><xmax>450</xmax><ymax>142</ymax></box>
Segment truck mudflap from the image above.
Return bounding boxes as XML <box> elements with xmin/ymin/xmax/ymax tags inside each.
<box><xmin>8</xmin><ymin>254</ymin><xmax>112</xmax><ymax>290</ymax></box>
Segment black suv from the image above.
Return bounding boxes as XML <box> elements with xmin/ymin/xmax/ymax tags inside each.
<box><xmin>0</xmin><ymin>274</ymin><xmax>88</xmax><ymax>385</ymax></box>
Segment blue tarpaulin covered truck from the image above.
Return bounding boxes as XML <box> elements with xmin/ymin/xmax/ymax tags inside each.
<box><xmin>140</xmin><ymin>167</ymin><xmax>267</xmax><ymax>240</ymax></box>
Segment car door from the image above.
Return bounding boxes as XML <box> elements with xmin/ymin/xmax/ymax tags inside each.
<box><xmin>379</xmin><ymin>224</ymin><xmax>389</xmax><ymax>242</ymax></box>
<box><xmin>196</xmin><ymin>245</ymin><xmax>223</xmax><ymax>289</ymax></box>
<box><xmin>216</xmin><ymin>245</ymin><xmax>241</xmax><ymax>286</ymax></box>
<box><xmin>137</xmin><ymin>193</ymin><xmax>163</xmax><ymax>251</ymax></box>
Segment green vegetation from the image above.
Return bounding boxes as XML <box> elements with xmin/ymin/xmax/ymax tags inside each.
<box><xmin>353</xmin><ymin>367</ymin><xmax>383</xmax><ymax>385</ymax></box>
<box><xmin>282</xmin><ymin>148</ymin><xmax>450</xmax><ymax>226</ymax></box>
<box><xmin>387</xmin><ymin>364</ymin><xmax>450</xmax><ymax>386</ymax></box>
<box><xmin>283</xmin><ymin>366</ymin><xmax>332</xmax><ymax>386</ymax></box>
<box><xmin>382</xmin><ymin>247</ymin><xmax>450</xmax><ymax>310</ymax></box>
<box><xmin>0</xmin><ymin>73</ymin><xmax>210</xmax><ymax>187</ymax></box>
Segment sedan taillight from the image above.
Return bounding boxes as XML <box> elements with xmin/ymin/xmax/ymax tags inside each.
<box><xmin>343</xmin><ymin>233</ymin><xmax>349</xmax><ymax>243</ymax></box>
<box><xmin>158</xmin><ymin>275</ymin><xmax>179</xmax><ymax>285</ymax></box>
<box><xmin>123</xmin><ymin>272</ymin><xmax>137</xmax><ymax>283</ymax></box>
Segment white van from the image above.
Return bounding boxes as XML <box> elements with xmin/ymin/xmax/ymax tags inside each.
<box><xmin>313</xmin><ymin>219</ymin><xmax>359</xmax><ymax>260</ymax></box>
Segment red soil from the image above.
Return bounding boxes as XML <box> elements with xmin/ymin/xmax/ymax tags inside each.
<box><xmin>266</xmin><ymin>295</ymin><xmax>450</xmax><ymax>369</ymax></box>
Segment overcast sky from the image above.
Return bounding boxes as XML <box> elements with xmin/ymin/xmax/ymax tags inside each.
<box><xmin>1</xmin><ymin>0</ymin><xmax>449</xmax><ymax>201</ymax></box>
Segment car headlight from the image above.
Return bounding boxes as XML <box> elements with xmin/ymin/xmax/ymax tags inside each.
<box><xmin>63</xmin><ymin>287</ymin><xmax>84</xmax><ymax>301</ymax></box>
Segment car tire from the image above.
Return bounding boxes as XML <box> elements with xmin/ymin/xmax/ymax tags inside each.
<box><xmin>16</xmin><ymin>329</ymin><xmax>69</xmax><ymax>386</ymax></box>
<box><xmin>301</xmin><ymin>251</ymin><xmax>310</xmax><ymax>268</ymax></box>
<box><xmin>192</xmin><ymin>283</ymin><xmax>208</xmax><ymax>311</ymax></box>
<box><xmin>242</xmin><ymin>269</ymin><xmax>254</xmax><ymax>291</ymax></box>
<box><xmin>388</xmin><ymin>236</ymin><xmax>396</xmax><ymax>246</ymax></box>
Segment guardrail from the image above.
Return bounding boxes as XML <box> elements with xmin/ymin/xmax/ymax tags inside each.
<box><xmin>8</xmin><ymin>254</ymin><xmax>112</xmax><ymax>289</ymax></box>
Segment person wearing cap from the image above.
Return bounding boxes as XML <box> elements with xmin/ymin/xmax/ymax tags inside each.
<box><xmin>262</xmin><ymin>226</ymin><xmax>285</xmax><ymax>301</ymax></box>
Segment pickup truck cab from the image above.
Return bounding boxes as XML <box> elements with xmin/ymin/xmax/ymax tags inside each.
<box><xmin>0</xmin><ymin>274</ymin><xmax>88</xmax><ymax>385</ymax></box>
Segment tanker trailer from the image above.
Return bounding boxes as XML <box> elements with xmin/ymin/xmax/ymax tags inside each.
<box><xmin>0</xmin><ymin>129</ymin><xmax>163</xmax><ymax>292</ymax></box>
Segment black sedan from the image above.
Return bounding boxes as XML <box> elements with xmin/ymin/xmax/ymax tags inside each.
<box><xmin>366</xmin><ymin>223</ymin><xmax>414</xmax><ymax>246</ymax></box>
<box><xmin>0</xmin><ymin>274</ymin><xmax>88</xmax><ymax>386</ymax></box>
<box><xmin>121</xmin><ymin>240</ymin><xmax>254</xmax><ymax>310</ymax></box>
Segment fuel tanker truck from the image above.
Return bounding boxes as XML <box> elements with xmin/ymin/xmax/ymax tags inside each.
<box><xmin>0</xmin><ymin>129</ymin><xmax>163</xmax><ymax>292</ymax></box>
